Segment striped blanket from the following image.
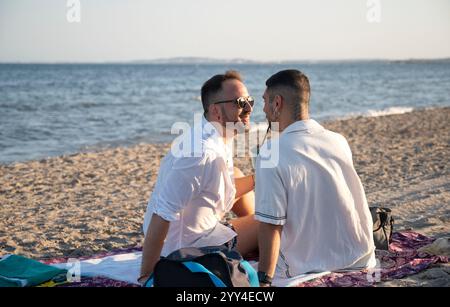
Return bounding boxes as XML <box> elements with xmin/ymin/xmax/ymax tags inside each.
<box><xmin>41</xmin><ymin>231</ymin><xmax>448</xmax><ymax>287</ymax></box>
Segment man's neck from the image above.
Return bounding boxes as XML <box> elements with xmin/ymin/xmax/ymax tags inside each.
<box><xmin>277</xmin><ymin>115</ymin><xmax>310</xmax><ymax>133</ymax></box>
<box><xmin>207</xmin><ymin>118</ymin><xmax>233</xmax><ymax>143</ymax></box>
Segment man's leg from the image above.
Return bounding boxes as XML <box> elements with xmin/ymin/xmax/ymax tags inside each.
<box><xmin>230</xmin><ymin>167</ymin><xmax>258</xmax><ymax>256</ymax></box>
<box><xmin>232</xmin><ymin>167</ymin><xmax>255</xmax><ymax>217</ymax></box>
<box><xmin>230</xmin><ymin>214</ymin><xmax>259</xmax><ymax>256</ymax></box>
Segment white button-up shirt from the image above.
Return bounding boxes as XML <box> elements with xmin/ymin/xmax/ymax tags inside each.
<box><xmin>255</xmin><ymin>119</ymin><xmax>376</xmax><ymax>278</ymax></box>
<box><xmin>143</xmin><ymin>116</ymin><xmax>237</xmax><ymax>257</ymax></box>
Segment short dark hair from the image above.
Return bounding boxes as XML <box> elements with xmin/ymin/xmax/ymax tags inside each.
<box><xmin>201</xmin><ymin>70</ymin><xmax>243</xmax><ymax>114</ymax></box>
<box><xmin>266</xmin><ymin>69</ymin><xmax>310</xmax><ymax>120</ymax></box>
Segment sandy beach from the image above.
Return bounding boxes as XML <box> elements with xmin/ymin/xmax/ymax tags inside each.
<box><xmin>1</xmin><ymin>107</ymin><xmax>449</xmax><ymax>286</ymax></box>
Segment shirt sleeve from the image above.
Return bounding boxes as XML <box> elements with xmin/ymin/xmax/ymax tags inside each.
<box><xmin>254</xmin><ymin>158</ymin><xmax>287</xmax><ymax>226</ymax></box>
<box><xmin>201</xmin><ymin>153</ymin><xmax>231</xmax><ymax>204</ymax></box>
<box><xmin>152</xmin><ymin>155</ymin><xmax>206</xmax><ymax>222</ymax></box>
<box><xmin>336</xmin><ymin>132</ymin><xmax>353</xmax><ymax>163</ymax></box>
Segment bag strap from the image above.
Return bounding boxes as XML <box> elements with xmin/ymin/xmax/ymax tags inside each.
<box><xmin>388</xmin><ymin>216</ymin><xmax>394</xmax><ymax>242</ymax></box>
<box><xmin>143</xmin><ymin>274</ymin><xmax>154</xmax><ymax>287</ymax></box>
<box><xmin>144</xmin><ymin>261</ymin><xmax>227</xmax><ymax>287</ymax></box>
<box><xmin>182</xmin><ymin>261</ymin><xmax>227</xmax><ymax>287</ymax></box>
<box><xmin>373</xmin><ymin>210</ymin><xmax>388</xmax><ymax>232</ymax></box>
<box><xmin>240</xmin><ymin>260</ymin><xmax>259</xmax><ymax>287</ymax></box>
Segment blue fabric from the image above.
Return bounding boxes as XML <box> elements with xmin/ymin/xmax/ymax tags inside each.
<box><xmin>143</xmin><ymin>274</ymin><xmax>154</xmax><ymax>287</ymax></box>
<box><xmin>143</xmin><ymin>261</ymin><xmax>227</xmax><ymax>287</ymax></box>
<box><xmin>239</xmin><ymin>260</ymin><xmax>259</xmax><ymax>287</ymax></box>
<box><xmin>182</xmin><ymin>261</ymin><xmax>227</xmax><ymax>287</ymax></box>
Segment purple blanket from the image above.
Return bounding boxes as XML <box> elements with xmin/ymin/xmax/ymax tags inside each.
<box><xmin>298</xmin><ymin>231</ymin><xmax>448</xmax><ymax>287</ymax></box>
<box><xmin>42</xmin><ymin>231</ymin><xmax>448</xmax><ymax>287</ymax></box>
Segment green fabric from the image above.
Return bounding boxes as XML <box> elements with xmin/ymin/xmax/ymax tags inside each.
<box><xmin>0</xmin><ymin>255</ymin><xmax>67</xmax><ymax>287</ymax></box>
<box><xmin>0</xmin><ymin>276</ymin><xmax>20</xmax><ymax>287</ymax></box>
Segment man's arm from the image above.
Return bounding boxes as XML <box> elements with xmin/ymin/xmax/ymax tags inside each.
<box><xmin>139</xmin><ymin>214</ymin><xmax>170</xmax><ymax>285</ymax></box>
<box><xmin>258</xmin><ymin>222</ymin><xmax>283</xmax><ymax>286</ymax></box>
<box><xmin>234</xmin><ymin>174</ymin><xmax>255</xmax><ymax>199</ymax></box>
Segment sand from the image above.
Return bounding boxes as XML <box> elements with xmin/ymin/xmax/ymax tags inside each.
<box><xmin>1</xmin><ymin>107</ymin><xmax>449</xmax><ymax>286</ymax></box>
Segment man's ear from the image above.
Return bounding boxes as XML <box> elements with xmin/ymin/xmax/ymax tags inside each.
<box><xmin>210</xmin><ymin>104</ymin><xmax>221</xmax><ymax>121</ymax></box>
<box><xmin>274</xmin><ymin>94</ymin><xmax>283</xmax><ymax>112</ymax></box>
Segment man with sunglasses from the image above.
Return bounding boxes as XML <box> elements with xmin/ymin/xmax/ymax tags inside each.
<box><xmin>255</xmin><ymin>70</ymin><xmax>376</xmax><ymax>286</ymax></box>
<box><xmin>139</xmin><ymin>71</ymin><xmax>259</xmax><ymax>285</ymax></box>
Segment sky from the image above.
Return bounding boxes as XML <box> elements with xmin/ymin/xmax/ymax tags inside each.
<box><xmin>0</xmin><ymin>0</ymin><xmax>449</xmax><ymax>62</ymax></box>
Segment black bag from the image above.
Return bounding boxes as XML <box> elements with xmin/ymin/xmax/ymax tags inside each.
<box><xmin>370</xmin><ymin>207</ymin><xmax>394</xmax><ymax>250</ymax></box>
<box><xmin>144</xmin><ymin>245</ymin><xmax>259</xmax><ymax>287</ymax></box>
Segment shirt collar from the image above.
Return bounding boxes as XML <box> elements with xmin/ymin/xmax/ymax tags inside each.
<box><xmin>281</xmin><ymin>119</ymin><xmax>324</xmax><ymax>137</ymax></box>
<box><xmin>201</xmin><ymin>115</ymin><xmax>218</xmax><ymax>140</ymax></box>
<box><xmin>201</xmin><ymin>115</ymin><xmax>231</xmax><ymax>152</ymax></box>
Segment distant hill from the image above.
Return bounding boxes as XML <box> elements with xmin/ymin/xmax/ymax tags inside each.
<box><xmin>129</xmin><ymin>57</ymin><xmax>450</xmax><ymax>65</ymax></box>
<box><xmin>1</xmin><ymin>57</ymin><xmax>449</xmax><ymax>65</ymax></box>
<box><xmin>130</xmin><ymin>57</ymin><xmax>264</xmax><ymax>64</ymax></box>
<box><xmin>388</xmin><ymin>58</ymin><xmax>450</xmax><ymax>64</ymax></box>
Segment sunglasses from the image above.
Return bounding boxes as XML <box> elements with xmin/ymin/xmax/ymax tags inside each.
<box><xmin>213</xmin><ymin>96</ymin><xmax>255</xmax><ymax>108</ymax></box>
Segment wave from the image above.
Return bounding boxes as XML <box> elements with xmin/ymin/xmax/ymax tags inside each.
<box><xmin>361</xmin><ymin>106</ymin><xmax>415</xmax><ymax>117</ymax></box>
<box><xmin>331</xmin><ymin>106</ymin><xmax>415</xmax><ymax>121</ymax></box>
<box><xmin>250</xmin><ymin>107</ymin><xmax>416</xmax><ymax>129</ymax></box>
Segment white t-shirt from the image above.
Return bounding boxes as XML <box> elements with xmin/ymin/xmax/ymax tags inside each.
<box><xmin>255</xmin><ymin>119</ymin><xmax>376</xmax><ymax>278</ymax></box>
<box><xmin>143</xmin><ymin>117</ymin><xmax>237</xmax><ymax>257</ymax></box>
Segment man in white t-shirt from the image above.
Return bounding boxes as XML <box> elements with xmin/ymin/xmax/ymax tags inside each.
<box><xmin>139</xmin><ymin>71</ymin><xmax>259</xmax><ymax>285</ymax></box>
<box><xmin>255</xmin><ymin>70</ymin><xmax>376</xmax><ymax>286</ymax></box>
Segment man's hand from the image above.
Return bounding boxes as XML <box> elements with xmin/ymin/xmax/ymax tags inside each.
<box><xmin>137</xmin><ymin>274</ymin><xmax>151</xmax><ymax>286</ymax></box>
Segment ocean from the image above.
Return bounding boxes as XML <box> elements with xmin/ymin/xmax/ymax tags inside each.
<box><xmin>1</xmin><ymin>61</ymin><xmax>449</xmax><ymax>164</ymax></box>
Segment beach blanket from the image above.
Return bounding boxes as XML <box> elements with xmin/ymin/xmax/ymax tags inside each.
<box><xmin>43</xmin><ymin>247</ymin><xmax>142</xmax><ymax>287</ymax></box>
<box><xmin>298</xmin><ymin>232</ymin><xmax>448</xmax><ymax>287</ymax></box>
<box><xmin>0</xmin><ymin>254</ymin><xmax>67</xmax><ymax>287</ymax></box>
<box><xmin>41</xmin><ymin>231</ymin><xmax>448</xmax><ymax>287</ymax></box>
<box><xmin>44</xmin><ymin>248</ymin><xmax>330</xmax><ymax>287</ymax></box>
